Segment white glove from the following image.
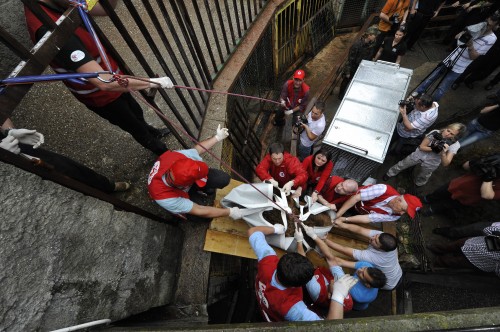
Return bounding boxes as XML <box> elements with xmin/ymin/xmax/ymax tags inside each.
<box><xmin>311</xmin><ymin>191</ymin><xmax>319</xmax><ymax>204</ymax></box>
<box><xmin>0</xmin><ymin>136</ymin><xmax>21</xmax><ymax>154</ymax></box>
<box><xmin>301</xmin><ymin>223</ymin><xmax>318</xmax><ymax>240</ymax></box>
<box><xmin>331</xmin><ymin>274</ymin><xmax>358</xmax><ymax>304</ymax></box>
<box><xmin>228</xmin><ymin>207</ymin><xmax>243</xmax><ymax>220</ymax></box>
<box><xmin>280</xmin><ymin>100</ymin><xmax>286</xmax><ymax>107</ymax></box>
<box><xmin>284</xmin><ymin>109</ymin><xmax>293</xmax><ymax>116</ymax></box>
<box><xmin>273</xmin><ymin>224</ymin><xmax>285</xmax><ymax>234</ymax></box>
<box><xmin>294</xmin><ymin>224</ymin><xmax>304</xmax><ymax>243</ymax></box>
<box><xmin>214</xmin><ymin>124</ymin><xmax>229</xmax><ymax>141</ymax></box>
<box><xmin>149</xmin><ymin>76</ymin><xmax>174</xmax><ymax>89</ymax></box>
<box><xmin>8</xmin><ymin>129</ymin><xmax>44</xmax><ymax>148</ymax></box>
<box><xmin>282</xmin><ymin>180</ymin><xmax>294</xmax><ymax>195</ymax></box>
<box><xmin>265</xmin><ymin>178</ymin><xmax>279</xmax><ymax>188</ymax></box>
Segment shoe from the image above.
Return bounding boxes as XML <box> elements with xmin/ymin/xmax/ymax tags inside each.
<box><xmin>451</xmin><ymin>83</ymin><xmax>459</xmax><ymax>90</ymax></box>
<box><xmin>465</xmin><ymin>82</ymin><xmax>474</xmax><ymax>89</ymax></box>
<box><xmin>114</xmin><ymin>182</ymin><xmax>131</xmax><ymax>192</ymax></box>
<box><xmin>432</xmin><ymin>227</ymin><xmax>451</xmax><ymax>237</ymax></box>
<box><xmin>485</xmin><ymin>83</ymin><xmax>495</xmax><ymax>90</ymax></box>
<box><xmin>154</xmin><ymin>127</ymin><xmax>170</xmax><ymax>139</ymax></box>
<box><xmin>382</xmin><ymin>174</ymin><xmax>390</xmax><ymax>181</ymax></box>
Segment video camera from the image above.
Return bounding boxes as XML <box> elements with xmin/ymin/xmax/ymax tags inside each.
<box><xmin>429</xmin><ymin>132</ymin><xmax>454</xmax><ymax>153</ymax></box>
<box><xmin>469</xmin><ymin>153</ymin><xmax>500</xmax><ymax>182</ymax></box>
<box><xmin>398</xmin><ymin>99</ymin><xmax>415</xmax><ymax>112</ymax></box>
<box><xmin>458</xmin><ymin>30</ymin><xmax>473</xmax><ymax>46</ymax></box>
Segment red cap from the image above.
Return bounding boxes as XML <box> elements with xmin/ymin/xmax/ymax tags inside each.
<box><xmin>293</xmin><ymin>69</ymin><xmax>305</xmax><ymax>80</ymax></box>
<box><xmin>403</xmin><ymin>194</ymin><xmax>422</xmax><ymax>219</ymax></box>
<box><xmin>170</xmin><ymin>158</ymin><xmax>209</xmax><ymax>188</ymax></box>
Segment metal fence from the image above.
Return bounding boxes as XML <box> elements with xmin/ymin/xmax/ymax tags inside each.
<box><xmin>335</xmin><ymin>0</ymin><xmax>385</xmax><ymax>28</ymax></box>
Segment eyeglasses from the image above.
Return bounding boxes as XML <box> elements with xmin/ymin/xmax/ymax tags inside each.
<box><xmin>165</xmin><ymin>171</ymin><xmax>189</xmax><ymax>190</ymax></box>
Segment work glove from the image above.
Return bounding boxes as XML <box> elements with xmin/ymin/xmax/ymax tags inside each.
<box><xmin>214</xmin><ymin>124</ymin><xmax>229</xmax><ymax>141</ymax></box>
<box><xmin>264</xmin><ymin>178</ymin><xmax>279</xmax><ymax>188</ymax></box>
<box><xmin>0</xmin><ymin>136</ymin><xmax>21</xmax><ymax>154</ymax></box>
<box><xmin>311</xmin><ymin>191</ymin><xmax>319</xmax><ymax>204</ymax></box>
<box><xmin>282</xmin><ymin>180</ymin><xmax>294</xmax><ymax>195</ymax></box>
<box><xmin>301</xmin><ymin>223</ymin><xmax>318</xmax><ymax>240</ymax></box>
<box><xmin>273</xmin><ymin>224</ymin><xmax>285</xmax><ymax>234</ymax></box>
<box><xmin>8</xmin><ymin>129</ymin><xmax>44</xmax><ymax>148</ymax></box>
<box><xmin>294</xmin><ymin>223</ymin><xmax>304</xmax><ymax>243</ymax></box>
<box><xmin>149</xmin><ymin>76</ymin><xmax>174</xmax><ymax>89</ymax></box>
<box><xmin>280</xmin><ymin>100</ymin><xmax>286</xmax><ymax>107</ymax></box>
<box><xmin>284</xmin><ymin>109</ymin><xmax>293</xmax><ymax>116</ymax></box>
<box><xmin>331</xmin><ymin>275</ymin><xmax>358</xmax><ymax>304</ymax></box>
<box><xmin>228</xmin><ymin>207</ymin><xmax>243</xmax><ymax>220</ymax></box>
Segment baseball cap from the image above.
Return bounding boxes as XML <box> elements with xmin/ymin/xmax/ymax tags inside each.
<box><xmin>403</xmin><ymin>194</ymin><xmax>422</xmax><ymax>219</ymax></box>
<box><xmin>293</xmin><ymin>69</ymin><xmax>305</xmax><ymax>80</ymax></box>
<box><xmin>170</xmin><ymin>158</ymin><xmax>209</xmax><ymax>188</ymax></box>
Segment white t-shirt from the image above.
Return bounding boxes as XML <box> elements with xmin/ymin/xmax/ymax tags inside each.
<box><xmin>452</xmin><ymin>31</ymin><xmax>497</xmax><ymax>74</ymax></box>
<box><xmin>353</xmin><ymin>230</ymin><xmax>402</xmax><ymax>290</ymax></box>
<box><xmin>300</xmin><ymin>113</ymin><xmax>326</xmax><ymax>147</ymax></box>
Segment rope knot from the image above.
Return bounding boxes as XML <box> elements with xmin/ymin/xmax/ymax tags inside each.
<box><xmin>113</xmin><ymin>74</ymin><xmax>129</xmax><ymax>87</ymax></box>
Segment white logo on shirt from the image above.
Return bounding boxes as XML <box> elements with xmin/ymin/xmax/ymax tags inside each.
<box><xmin>279</xmin><ymin>171</ymin><xmax>285</xmax><ymax>178</ymax></box>
<box><xmin>70</xmin><ymin>50</ymin><xmax>85</xmax><ymax>62</ymax></box>
<box><xmin>148</xmin><ymin>161</ymin><xmax>160</xmax><ymax>185</ymax></box>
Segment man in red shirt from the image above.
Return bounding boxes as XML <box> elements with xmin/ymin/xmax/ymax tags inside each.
<box><xmin>315</xmin><ymin>176</ymin><xmax>359</xmax><ymax>211</ymax></box>
<box><xmin>255</xmin><ymin>142</ymin><xmax>308</xmax><ymax>195</ymax></box>
<box><xmin>274</xmin><ymin>69</ymin><xmax>310</xmax><ymax>126</ymax></box>
<box><xmin>334</xmin><ymin>184</ymin><xmax>422</xmax><ymax>224</ymax></box>
<box><xmin>248</xmin><ymin>225</ymin><xmax>357</xmax><ymax>321</ymax></box>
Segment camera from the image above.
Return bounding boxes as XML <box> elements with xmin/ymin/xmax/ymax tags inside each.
<box><xmin>429</xmin><ymin>132</ymin><xmax>454</xmax><ymax>153</ymax></box>
<box><xmin>391</xmin><ymin>13</ymin><xmax>400</xmax><ymax>25</ymax></box>
<box><xmin>469</xmin><ymin>153</ymin><xmax>500</xmax><ymax>182</ymax></box>
<box><xmin>292</xmin><ymin>113</ymin><xmax>308</xmax><ymax>133</ymax></box>
<box><xmin>458</xmin><ymin>30</ymin><xmax>473</xmax><ymax>46</ymax></box>
<box><xmin>398</xmin><ymin>99</ymin><xmax>415</xmax><ymax>112</ymax></box>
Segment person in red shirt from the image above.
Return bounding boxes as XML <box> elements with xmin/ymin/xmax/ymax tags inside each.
<box><xmin>24</xmin><ymin>0</ymin><xmax>173</xmax><ymax>155</ymax></box>
<box><xmin>292</xmin><ymin>149</ymin><xmax>333</xmax><ymax>200</ymax></box>
<box><xmin>255</xmin><ymin>142</ymin><xmax>308</xmax><ymax>195</ymax></box>
<box><xmin>248</xmin><ymin>224</ymin><xmax>357</xmax><ymax>321</ymax></box>
<box><xmin>274</xmin><ymin>69</ymin><xmax>310</xmax><ymax>126</ymax></box>
<box><xmin>316</xmin><ymin>176</ymin><xmax>359</xmax><ymax>211</ymax></box>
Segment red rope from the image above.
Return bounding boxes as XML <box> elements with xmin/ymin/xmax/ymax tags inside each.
<box><xmin>173</xmin><ymin>85</ymin><xmax>282</xmax><ymax>106</ymax></box>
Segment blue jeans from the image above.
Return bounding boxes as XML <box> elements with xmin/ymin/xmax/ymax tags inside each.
<box><xmin>416</xmin><ymin>64</ymin><xmax>461</xmax><ymax>101</ymax></box>
<box><xmin>458</xmin><ymin>118</ymin><xmax>494</xmax><ymax>148</ymax></box>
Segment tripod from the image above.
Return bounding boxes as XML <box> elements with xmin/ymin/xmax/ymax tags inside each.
<box><xmin>410</xmin><ymin>45</ymin><xmax>468</xmax><ymax>100</ymax></box>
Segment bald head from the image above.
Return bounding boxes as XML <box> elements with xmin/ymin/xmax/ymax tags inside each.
<box><xmin>335</xmin><ymin>179</ymin><xmax>358</xmax><ymax>195</ymax></box>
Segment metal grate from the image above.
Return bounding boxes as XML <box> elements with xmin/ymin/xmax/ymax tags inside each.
<box><xmin>321</xmin><ymin>144</ymin><xmax>380</xmax><ymax>183</ymax></box>
<box><xmin>335</xmin><ymin>0</ymin><xmax>385</xmax><ymax>28</ymax></box>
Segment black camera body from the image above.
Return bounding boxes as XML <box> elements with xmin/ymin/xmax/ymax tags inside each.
<box><xmin>391</xmin><ymin>13</ymin><xmax>400</xmax><ymax>25</ymax></box>
<box><xmin>429</xmin><ymin>132</ymin><xmax>454</xmax><ymax>153</ymax></box>
<box><xmin>292</xmin><ymin>113</ymin><xmax>308</xmax><ymax>133</ymax></box>
<box><xmin>469</xmin><ymin>153</ymin><xmax>500</xmax><ymax>182</ymax></box>
<box><xmin>398</xmin><ymin>99</ymin><xmax>415</xmax><ymax>112</ymax></box>
<box><xmin>458</xmin><ymin>30</ymin><xmax>473</xmax><ymax>46</ymax></box>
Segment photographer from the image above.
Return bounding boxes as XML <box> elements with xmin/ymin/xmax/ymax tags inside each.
<box><xmin>384</xmin><ymin>123</ymin><xmax>466</xmax><ymax>186</ymax></box>
<box><xmin>297</xmin><ymin>101</ymin><xmax>326</xmax><ymax>161</ymax></box>
<box><xmin>389</xmin><ymin>93</ymin><xmax>439</xmax><ymax>156</ymax></box>
<box><xmin>414</xmin><ymin>13</ymin><xmax>499</xmax><ymax>101</ymax></box>
<box><xmin>421</xmin><ymin>155</ymin><xmax>500</xmax><ymax>216</ymax></box>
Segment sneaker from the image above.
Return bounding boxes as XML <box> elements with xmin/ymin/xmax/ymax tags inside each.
<box><xmin>154</xmin><ymin>127</ymin><xmax>171</xmax><ymax>139</ymax></box>
<box><xmin>114</xmin><ymin>182</ymin><xmax>131</xmax><ymax>192</ymax></box>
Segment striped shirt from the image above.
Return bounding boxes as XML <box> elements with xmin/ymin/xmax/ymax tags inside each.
<box><xmin>461</xmin><ymin>222</ymin><xmax>500</xmax><ymax>277</ymax></box>
<box><xmin>452</xmin><ymin>32</ymin><xmax>497</xmax><ymax>74</ymax></box>
<box><xmin>359</xmin><ymin>184</ymin><xmax>401</xmax><ymax>222</ymax></box>
<box><xmin>397</xmin><ymin>102</ymin><xmax>439</xmax><ymax>138</ymax></box>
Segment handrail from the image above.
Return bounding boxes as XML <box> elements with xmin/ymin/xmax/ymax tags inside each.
<box><xmin>50</xmin><ymin>319</ymin><xmax>111</xmax><ymax>332</ymax></box>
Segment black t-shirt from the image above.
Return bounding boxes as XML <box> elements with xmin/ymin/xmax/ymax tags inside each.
<box><xmin>379</xmin><ymin>36</ymin><xmax>407</xmax><ymax>63</ymax></box>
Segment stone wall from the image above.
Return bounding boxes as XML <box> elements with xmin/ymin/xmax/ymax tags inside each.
<box><xmin>0</xmin><ymin>163</ymin><xmax>183</xmax><ymax>332</ymax></box>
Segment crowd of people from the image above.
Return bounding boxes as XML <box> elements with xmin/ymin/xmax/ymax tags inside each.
<box><xmin>1</xmin><ymin>0</ymin><xmax>500</xmax><ymax>324</ymax></box>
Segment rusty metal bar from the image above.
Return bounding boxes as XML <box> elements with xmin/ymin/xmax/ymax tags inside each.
<box><xmin>214</xmin><ymin>1</ymin><xmax>231</xmax><ymax>55</ymax></box>
<box><xmin>240</xmin><ymin>0</ymin><xmax>248</xmax><ymax>31</ymax></box>
<box><xmin>0</xmin><ymin>150</ymin><xmax>177</xmax><ymax>225</ymax></box>
<box><xmin>122</xmin><ymin>1</ymin><xmax>201</xmax><ymax>128</ymax></box>
<box><xmin>154</xmin><ymin>0</ymin><xmax>208</xmax><ymax>103</ymax></box>
<box><xmin>202</xmin><ymin>0</ymin><xmax>225</xmax><ymax>64</ymax></box>
<box><xmin>223</xmin><ymin>0</ymin><xmax>237</xmax><ymax>45</ymax></box>
<box><xmin>0</xmin><ymin>6</ymin><xmax>82</xmax><ymax>125</ymax></box>
<box><xmin>170</xmin><ymin>0</ymin><xmax>211</xmax><ymax>88</ymax></box>
<box><xmin>247</xmin><ymin>0</ymin><xmax>252</xmax><ymax>24</ymax></box>
<box><xmin>142</xmin><ymin>0</ymin><xmax>204</xmax><ymax>117</ymax></box>
<box><xmin>232</xmin><ymin>0</ymin><xmax>242</xmax><ymax>39</ymax></box>
<box><xmin>102</xmin><ymin>0</ymin><xmax>195</xmax><ymax>140</ymax></box>
<box><xmin>192</xmin><ymin>1</ymin><xmax>218</xmax><ymax>71</ymax></box>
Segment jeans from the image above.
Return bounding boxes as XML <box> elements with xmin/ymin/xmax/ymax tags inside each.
<box><xmin>458</xmin><ymin>118</ymin><xmax>494</xmax><ymax>148</ymax></box>
<box><xmin>416</xmin><ymin>65</ymin><xmax>461</xmax><ymax>101</ymax></box>
<box><xmin>297</xmin><ymin>139</ymin><xmax>312</xmax><ymax>161</ymax></box>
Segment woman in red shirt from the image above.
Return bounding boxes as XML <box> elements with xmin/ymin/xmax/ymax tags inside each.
<box><xmin>293</xmin><ymin>149</ymin><xmax>333</xmax><ymax>201</ymax></box>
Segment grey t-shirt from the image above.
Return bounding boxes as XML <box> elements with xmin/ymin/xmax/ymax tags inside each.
<box><xmin>408</xmin><ymin>129</ymin><xmax>460</xmax><ymax>168</ymax></box>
